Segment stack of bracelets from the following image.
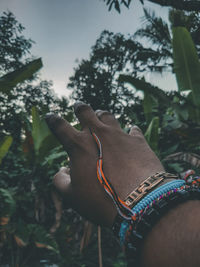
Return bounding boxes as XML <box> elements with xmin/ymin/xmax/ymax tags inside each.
<box><xmin>92</xmin><ymin>132</ymin><xmax>200</xmax><ymax>267</ymax></box>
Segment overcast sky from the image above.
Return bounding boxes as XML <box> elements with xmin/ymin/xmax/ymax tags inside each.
<box><xmin>0</xmin><ymin>0</ymin><xmax>177</xmax><ymax>97</ymax></box>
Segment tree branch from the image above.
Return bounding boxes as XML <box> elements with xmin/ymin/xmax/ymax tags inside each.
<box><xmin>148</xmin><ymin>0</ymin><xmax>200</xmax><ymax>11</ymax></box>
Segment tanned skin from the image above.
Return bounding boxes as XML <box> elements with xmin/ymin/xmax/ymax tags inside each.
<box><xmin>46</xmin><ymin>102</ymin><xmax>200</xmax><ymax>267</ymax></box>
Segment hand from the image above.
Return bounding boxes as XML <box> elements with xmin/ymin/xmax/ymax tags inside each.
<box><xmin>46</xmin><ymin>102</ymin><xmax>164</xmax><ymax>227</ymax></box>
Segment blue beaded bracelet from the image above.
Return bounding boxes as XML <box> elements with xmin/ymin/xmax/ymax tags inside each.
<box><xmin>119</xmin><ymin>179</ymin><xmax>186</xmax><ymax>244</ymax></box>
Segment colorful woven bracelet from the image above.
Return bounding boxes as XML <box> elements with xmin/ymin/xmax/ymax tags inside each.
<box><xmin>122</xmin><ymin>173</ymin><xmax>200</xmax><ymax>266</ymax></box>
<box><xmin>118</xmin><ymin>179</ymin><xmax>186</xmax><ymax>245</ymax></box>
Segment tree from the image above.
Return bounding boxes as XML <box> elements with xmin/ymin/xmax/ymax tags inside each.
<box><xmin>68</xmin><ymin>30</ymin><xmax>154</xmax><ymax>124</ymax></box>
<box><xmin>0</xmin><ymin>12</ymin><xmax>60</xmax><ymax>144</ymax></box>
<box><xmin>133</xmin><ymin>9</ymin><xmax>200</xmax><ymax>73</ymax></box>
<box><xmin>0</xmin><ymin>11</ymin><xmax>33</xmax><ymax>75</ymax></box>
<box><xmin>103</xmin><ymin>0</ymin><xmax>200</xmax><ymax>13</ymax></box>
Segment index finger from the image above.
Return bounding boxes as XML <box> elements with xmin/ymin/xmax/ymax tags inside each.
<box><xmin>45</xmin><ymin>113</ymin><xmax>79</xmax><ymax>151</ymax></box>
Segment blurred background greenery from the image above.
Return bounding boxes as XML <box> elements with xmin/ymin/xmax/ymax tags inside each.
<box><xmin>1</xmin><ymin>1</ymin><xmax>200</xmax><ymax>266</ymax></box>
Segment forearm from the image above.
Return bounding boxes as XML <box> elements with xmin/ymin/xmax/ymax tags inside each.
<box><xmin>113</xmin><ymin>172</ymin><xmax>200</xmax><ymax>267</ymax></box>
<box><xmin>141</xmin><ymin>200</ymin><xmax>200</xmax><ymax>267</ymax></box>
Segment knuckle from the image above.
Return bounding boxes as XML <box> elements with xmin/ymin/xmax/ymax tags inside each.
<box><xmin>95</xmin><ymin>123</ymin><xmax>107</xmax><ymax>133</ymax></box>
<box><xmin>96</xmin><ymin>110</ymin><xmax>110</xmax><ymax>118</ymax></box>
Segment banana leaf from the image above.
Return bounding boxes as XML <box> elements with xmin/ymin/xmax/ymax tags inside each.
<box><xmin>0</xmin><ymin>136</ymin><xmax>13</xmax><ymax>165</ymax></box>
<box><xmin>31</xmin><ymin>107</ymin><xmax>59</xmax><ymax>160</ymax></box>
<box><xmin>119</xmin><ymin>75</ymin><xmax>170</xmax><ymax>105</ymax></box>
<box><xmin>0</xmin><ymin>58</ymin><xmax>42</xmax><ymax>94</ymax></box>
<box><xmin>172</xmin><ymin>27</ymin><xmax>200</xmax><ymax>113</ymax></box>
<box><xmin>144</xmin><ymin>116</ymin><xmax>159</xmax><ymax>153</ymax></box>
<box><xmin>143</xmin><ymin>92</ymin><xmax>158</xmax><ymax>124</ymax></box>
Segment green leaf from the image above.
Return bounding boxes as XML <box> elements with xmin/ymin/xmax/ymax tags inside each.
<box><xmin>0</xmin><ymin>136</ymin><xmax>13</xmax><ymax>164</ymax></box>
<box><xmin>144</xmin><ymin>117</ymin><xmax>159</xmax><ymax>153</ymax></box>
<box><xmin>173</xmin><ymin>104</ymin><xmax>189</xmax><ymax>121</ymax></box>
<box><xmin>14</xmin><ymin>223</ymin><xmax>59</xmax><ymax>253</ymax></box>
<box><xmin>143</xmin><ymin>92</ymin><xmax>157</xmax><ymax>124</ymax></box>
<box><xmin>0</xmin><ymin>58</ymin><xmax>43</xmax><ymax>94</ymax></box>
<box><xmin>15</xmin><ymin>221</ymin><xmax>31</xmax><ymax>247</ymax></box>
<box><xmin>172</xmin><ymin>27</ymin><xmax>200</xmax><ymax>114</ymax></box>
<box><xmin>167</xmin><ymin>163</ymin><xmax>184</xmax><ymax>173</ymax></box>
<box><xmin>0</xmin><ymin>188</ymin><xmax>15</xmax><ymax>217</ymax></box>
<box><xmin>31</xmin><ymin>106</ymin><xmax>50</xmax><ymax>154</ymax></box>
<box><xmin>31</xmin><ymin>107</ymin><xmax>59</xmax><ymax>160</ymax></box>
<box><xmin>186</xmin><ymin>91</ymin><xmax>197</xmax><ymax>121</ymax></box>
<box><xmin>42</xmin><ymin>149</ymin><xmax>67</xmax><ymax>166</ymax></box>
<box><xmin>31</xmin><ymin>225</ymin><xmax>59</xmax><ymax>254</ymax></box>
<box><xmin>22</xmin><ymin>130</ymin><xmax>35</xmax><ymax>164</ymax></box>
<box><xmin>119</xmin><ymin>75</ymin><xmax>170</xmax><ymax>105</ymax></box>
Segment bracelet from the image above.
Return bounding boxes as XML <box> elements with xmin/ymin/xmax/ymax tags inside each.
<box><xmin>92</xmin><ymin>132</ymin><xmax>178</xmax><ymax>223</ymax></box>
<box><xmin>91</xmin><ymin>132</ymin><xmax>200</xmax><ymax>265</ymax></box>
<box><xmin>118</xmin><ymin>173</ymin><xmax>200</xmax><ymax>266</ymax></box>
<box><xmin>118</xmin><ymin>179</ymin><xmax>186</xmax><ymax>244</ymax></box>
<box><xmin>124</xmin><ymin>172</ymin><xmax>178</xmax><ymax>208</ymax></box>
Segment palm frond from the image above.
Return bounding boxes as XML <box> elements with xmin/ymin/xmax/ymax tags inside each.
<box><xmin>135</xmin><ymin>8</ymin><xmax>171</xmax><ymax>50</ymax></box>
<box><xmin>148</xmin><ymin>0</ymin><xmax>200</xmax><ymax>12</ymax></box>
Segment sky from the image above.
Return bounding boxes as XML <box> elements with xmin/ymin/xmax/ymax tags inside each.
<box><xmin>0</xmin><ymin>0</ymin><xmax>177</xmax><ymax>97</ymax></box>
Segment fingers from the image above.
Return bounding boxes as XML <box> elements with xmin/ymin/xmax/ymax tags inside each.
<box><xmin>74</xmin><ymin>102</ymin><xmax>103</xmax><ymax>130</ymax></box>
<box><xmin>95</xmin><ymin>110</ymin><xmax>120</xmax><ymax>128</ymax></box>
<box><xmin>45</xmin><ymin>113</ymin><xmax>79</xmax><ymax>151</ymax></box>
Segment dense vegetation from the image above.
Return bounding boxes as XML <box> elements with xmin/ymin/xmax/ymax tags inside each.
<box><xmin>1</xmin><ymin>2</ymin><xmax>200</xmax><ymax>266</ymax></box>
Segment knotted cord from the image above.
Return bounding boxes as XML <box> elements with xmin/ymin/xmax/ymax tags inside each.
<box><xmin>92</xmin><ymin>132</ymin><xmax>136</xmax><ymax>221</ymax></box>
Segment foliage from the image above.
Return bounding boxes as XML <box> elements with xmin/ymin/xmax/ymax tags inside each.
<box><xmin>172</xmin><ymin>27</ymin><xmax>200</xmax><ymax>113</ymax></box>
<box><xmin>1</xmin><ymin>7</ymin><xmax>200</xmax><ymax>267</ymax></box>
<box><xmin>0</xmin><ymin>188</ymin><xmax>15</xmax><ymax>217</ymax></box>
<box><xmin>68</xmin><ymin>31</ymin><xmax>138</xmax><ymax>124</ymax></box>
<box><xmin>144</xmin><ymin>116</ymin><xmax>159</xmax><ymax>153</ymax></box>
<box><xmin>0</xmin><ymin>58</ymin><xmax>42</xmax><ymax>94</ymax></box>
<box><xmin>103</xmin><ymin>0</ymin><xmax>200</xmax><ymax>13</ymax></box>
<box><xmin>0</xmin><ymin>136</ymin><xmax>13</xmax><ymax>164</ymax></box>
<box><xmin>0</xmin><ymin>11</ymin><xmax>34</xmax><ymax>75</ymax></box>
<box><xmin>133</xmin><ymin>9</ymin><xmax>200</xmax><ymax>73</ymax></box>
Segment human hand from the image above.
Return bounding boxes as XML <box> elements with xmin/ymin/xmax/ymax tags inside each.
<box><xmin>46</xmin><ymin>102</ymin><xmax>164</xmax><ymax>227</ymax></box>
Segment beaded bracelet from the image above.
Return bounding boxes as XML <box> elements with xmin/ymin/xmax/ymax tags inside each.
<box><xmin>118</xmin><ymin>179</ymin><xmax>186</xmax><ymax>245</ymax></box>
<box><xmin>116</xmin><ymin>172</ymin><xmax>200</xmax><ymax>266</ymax></box>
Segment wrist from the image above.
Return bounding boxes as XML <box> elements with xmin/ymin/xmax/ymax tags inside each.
<box><xmin>112</xmin><ymin>170</ymin><xmax>200</xmax><ymax>265</ymax></box>
<box><xmin>112</xmin><ymin>172</ymin><xmax>179</xmax><ymax>235</ymax></box>
<box><xmin>109</xmin><ymin>170</ymin><xmax>176</xmax><ymax>228</ymax></box>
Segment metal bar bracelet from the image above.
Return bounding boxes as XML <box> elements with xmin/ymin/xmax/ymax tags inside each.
<box><xmin>124</xmin><ymin>172</ymin><xmax>178</xmax><ymax>208</ymax></box>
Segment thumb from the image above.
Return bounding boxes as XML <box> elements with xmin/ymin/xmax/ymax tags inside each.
<box><xmin>53</xmin><ymin>167</ymin><xmax>73</xmax><ymax>201</ymax></box>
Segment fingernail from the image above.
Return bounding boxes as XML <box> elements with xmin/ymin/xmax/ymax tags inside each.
<box><xmin>95</xmin><ymin>109</ymin><xmax>102</xmax><ymax>114</ymax></box>
<box><xmin>73</xmin><ymin>101</ymin><xmax>90</xmax><ymax>114</ymax></box>
<box><xmin>73</xmin><ymin>101</ymin><xmax>85</xmax><ymax>111</ymax></box>
<box><xmin>45</xmin><ymin>113</ymin><xmax>55</xmax><ymax>122</ymax></box>
<box><xmin>45</xmin><ymin>113</ymin><xmax>61</xmax><ymax>129</ymax></box>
